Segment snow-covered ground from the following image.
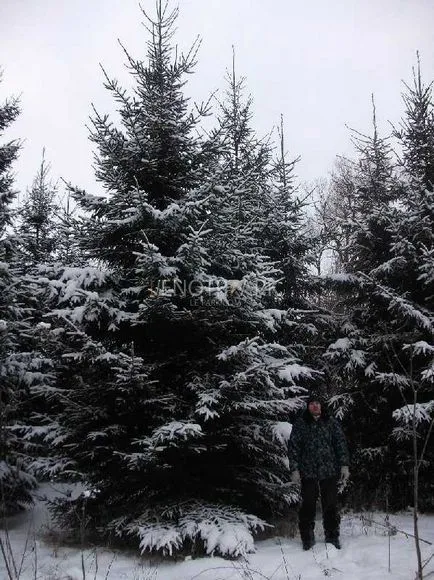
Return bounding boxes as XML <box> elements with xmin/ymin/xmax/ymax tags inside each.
<box><xmin>1</xmin><ymin>484</ymin><xmax>433</xmax><ymax>580</ymax></box>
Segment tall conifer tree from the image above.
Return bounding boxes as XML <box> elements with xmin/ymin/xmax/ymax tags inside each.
<box><xmin>0</xmin><ymin>73</ymin><xmax>37</xmax><ymax>513</ymax></box>
<box><xmin>16</xmin><ymin>150</ymin><xmax>59</xmax><ymax>263</ymax></box>
<box><xmin>325</xmin><ymin>71</ymin><xmax>434</xmax><ymax>509</ymax></box>
<box><xmin>43</xmin><ymin>4</ymin><xmax>319</xmax><ymax>556</ymax></box>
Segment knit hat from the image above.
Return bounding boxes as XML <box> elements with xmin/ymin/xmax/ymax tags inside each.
<box><xmin>306</xmin><ymin>392</ymin><xmax>326</xmax><ymax>406</ymax></box>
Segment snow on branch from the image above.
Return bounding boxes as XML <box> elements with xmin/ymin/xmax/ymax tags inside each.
<box><xmin>277</xmin><ymin>363</ymin><xmax>317</xmax><ymax>383</ymax></box>
<box><xmin>357</xmin><ymin>272</ymin><xmax>434</xmax><ymax>334</ymax></box>
<box><xmin>195</xmin><ymin>390</ymin><xmax>221</xmax><ymax>421</ymax></box>
<box><xmin>357</xmin><ymin>446</ymin><xmax>387</xmax><ymax>461</ymax></box>
<box><xmin>369</xmin><ymin>256</ymin><xmax>407</xmax><ymax>277</ymax></box>
<box><xmin>385</xmin><ymin>293</ymin><xmax>434</xmax><ymax>334</ymax></box>
<box><xmin>375</xmin><ymin>372</ymin><xmax>411</xmax><ymax>388</ymax></box>
<box><xmin>328</xmin><ymin>337</ymin><xmax>352</xmax><ymax>351</ymax></box>
<box><xmin>115</xmin><ymin>501</ymin><xmax>269</xmax><ymax>557</ymax></box>
<box><xmin>50</xmin><ymin>266</ymin><xmax>108</xmax><ymax>304</ymax></box>
<box><xmin>271</xmin><ymin>421</ymin><xmax>293</xmax><ymax>444</ymax></box>
<box><xmin>233</xmin><ymin>397</ymin><xmax>302</xmax><ymax>414</ymax></box>
<box><xmin>148</xmin><ymin>421</ymin><xmax>203</xmax><ymax>449</ymax></box>
<box><xmin>255</xmin><ymin>308</ymin><xmax>287</xmax><ymax>332</ymax></box>
<box><xmin>403</xmin><ymin>340</ymin><xmax>434</xmax><ymax>355</ymax></box>
<box><xmin>324</xmin><ymin>337</ymin><xmax>367</xmax><ymax>369</ymax></box>
<box><xmin>393</xmin><ymin>401</ymin><xmax>434</xmax><ymax>426</ymax></box>
<box><xmin>217</xmin><ymin>336</ymin><xmax>260</xmax><ymax>361</ymax></box>
<box><xmin>421</xmin><ymin>361</ymin><xmax>434</xmax><ymax>382</ymax></box>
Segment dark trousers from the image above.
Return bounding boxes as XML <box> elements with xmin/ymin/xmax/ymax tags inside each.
<box><xmin>299</xmin><ymin>477</ymin><xmax>340</xmax><ymax>542</ymax></box>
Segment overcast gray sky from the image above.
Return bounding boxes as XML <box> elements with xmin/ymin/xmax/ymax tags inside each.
<box><xmin>1</xmin><ymin>0</ymin><xmax>434</xmax><ymax>200</ymax></box>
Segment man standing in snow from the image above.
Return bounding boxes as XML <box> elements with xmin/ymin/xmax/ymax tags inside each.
<box><xmin>287</xmin><ymin>394</ymin><xmax>349</xmax><ymax>550</ymax></box>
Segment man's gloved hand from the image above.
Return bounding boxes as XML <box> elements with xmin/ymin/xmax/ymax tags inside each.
<box><xmin>340</xmin><ymin>465</ymin><xmax>350</xmax><ymax>483</ymax></box>
<box><xmin>291</xmin><ymin>470</ymin><xmax>301</xmax><ymax>484</ymax></box>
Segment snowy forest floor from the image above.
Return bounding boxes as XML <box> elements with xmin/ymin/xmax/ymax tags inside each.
<box><xmin>1</xmin><ymin>484</ymin><xmax>433</xmax><ymax>580</ymax></box>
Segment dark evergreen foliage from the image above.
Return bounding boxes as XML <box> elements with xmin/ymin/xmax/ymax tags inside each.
<box><xmin>16</xmin><ymin>150</ymin><xmax>59</xmax><ymax>263</ymax></box>
<box><xmin>39</xmin><ymin>3</ymin><xmax>320</xmax><ymax>557</ymax></box>
<box><xmin>0</xmin><ymin>72</ymin><xmax>37</xmax><ymax>513</ymax></box>
<box><xmin>324</xmin><ymin>69</ymin><xmax>434</xmax><ymax>510</ymax></box>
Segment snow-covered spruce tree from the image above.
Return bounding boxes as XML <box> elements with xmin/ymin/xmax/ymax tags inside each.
<box><xmin>0</xmin><ymin>72</ymin><xmax>37</xmax><ymax>513</ymax></box>
<box><xmin>259</xmin><ymin>116</ymin><xmax>330</xmax><ymax>386</ymax></box>
<box><xmin>54</xmin><ymin>188</ymin><xmax>84</xmax><ymax>267</ymax></box>
<box><xmin>180</xmin><ymin>63</ymin><xmax>322</xmax><ymax>519</ymax></box>
<box><xmin>45</xmin><ymin>4</ymin><xmax>317</xmax><ymax>557</ymax></box>
<box><xmin>16</xmin><ymin>149</ymin><xmax>59</xmax><ymax>263</ymax></box>
<box><xmin>6</xmin><ymin>150</ymin><xmax>82</xmax><ymax>489</ymax></box>
<box><xmin>200</xmin><ymin>53</ymin><xmax>274</xmax><ymax>279</ymax></box>
<box><xmin>199</xmin><ymin>59</ymin><xmax>325</xmax><ymax>402</ymax></box>
<box><xmin>324</xmin><ymin>77</ymin><xmax>434</xmax><ymax>510</ymax></box>
<box><xmin>332</xmin><ymin>99</ymin><xmax>399</xmax><ymax>276</ymax></box>
<box><xmin>265</xmin><ymin>116</ymin><xmax>314</xmax><ymax>308</ymax></box>
<box><xmin>386</xmin><ymin>61</ymin><xmax>434</xmax><ymax>510</ymax></box>
<box><xmin>326</xmin><ymin>57</ymin><xmax>434</xmax><ymax>579</ymax></box>
<box><xmin>203</xmin><ymin>62</ymin><xmax>314</xmax><ymax>328</ymax></box>
<box><xmin>321</xmin><ymin>101</ymin><xmax>407</xmax><ymax>509</ymax></box>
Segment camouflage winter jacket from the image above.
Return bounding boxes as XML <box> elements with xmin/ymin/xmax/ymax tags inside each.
<box><xmin>287</xmin><ymin>413</ymin><xmax>349</xmax><ymax>480</ymax></box>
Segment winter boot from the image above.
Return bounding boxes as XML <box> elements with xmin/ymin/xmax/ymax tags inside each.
<box><xmin>325</xmin><ymin>535</ymin><xmax>341</xmax><ymax>549</ymax></box>
<box><xmin>301</xmin><ymin>528</ymin><xmax>316</xmax><ymax>550</ymax></box>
